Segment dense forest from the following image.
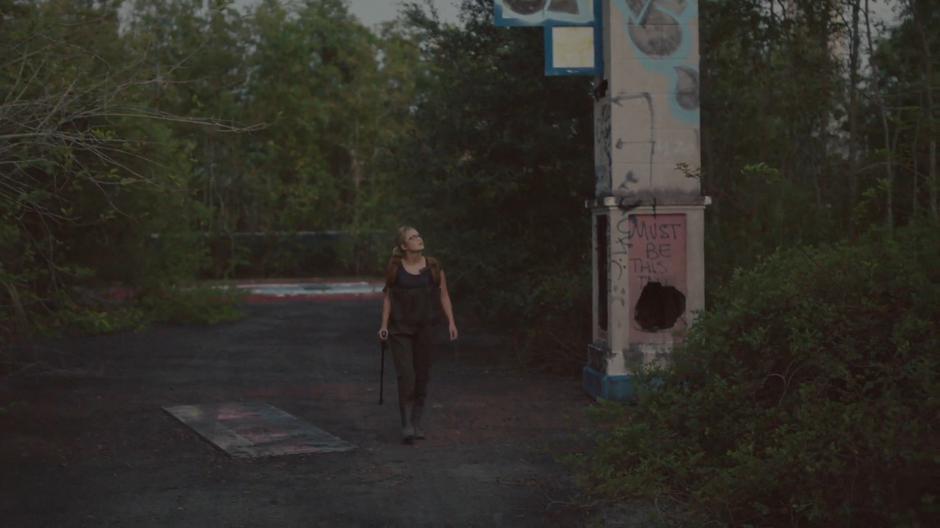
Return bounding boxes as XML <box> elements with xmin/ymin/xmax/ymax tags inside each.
<box><xmin>1</xmin><ymin>1</ymin><xmax>937</xmax><ymax>524</ymax></box>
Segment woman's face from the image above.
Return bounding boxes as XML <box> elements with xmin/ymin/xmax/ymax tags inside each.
<box><xmin>400</xmin><ymin>228</ymin><xmax>424</xmax><ymax>253</ymax></box>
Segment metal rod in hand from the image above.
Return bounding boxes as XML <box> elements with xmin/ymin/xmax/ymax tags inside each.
<box><xmin>379</xmin><ymin>339</ymin><xmax>387</xmax><ymax>405</ymax></box>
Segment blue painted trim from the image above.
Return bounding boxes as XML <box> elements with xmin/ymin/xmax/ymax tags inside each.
<box><xmin>495</xmin><ymin>0</ymin><xmax>596</xmax><ymax>27</ymax></box>
<box><xmin>594</xmin><ymin>0</ymin><xmax>604</xmax><ymax>78</ymax></box>
<box><xmin>544</xmin><ymin>29</ymin><xmax>554</xmax><ymax>74</ymax></box>
<box><xmin>582</xmin><ymin>366</ymin><xmax>636</xmax><ymax>401</ymax></box>
<box><xmin>543</xmin><ymin>0</ymin><xmax>604</xmax><ymax>77</ymax></box>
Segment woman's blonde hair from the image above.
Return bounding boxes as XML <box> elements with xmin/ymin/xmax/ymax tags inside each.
<box><xmin>390</xmin><ymin>225</ymin><xmax>416</xmax><ymax>259</ymax></box>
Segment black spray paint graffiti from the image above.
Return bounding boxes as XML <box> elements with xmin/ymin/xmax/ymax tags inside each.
<box><xmin>625</xmin><ymin>216</ymin><xmax>683</xmax><ymax>287</ymax></box>
<box><xmin>606</xmin><ymin>213</ymin><xmax>689</xmax><ymax>335</ymax></box>
<box><xmin>595</xmin><ymin>100</ymin><xmax>612</xmax><ymax>193</ymax></box>
<box><xmin>607</xmin><ymin>214</ymin><xmax>636</xmax><ymax>283</ymax></box>
<box><xmin>610</xmin><ymin>91</ymin><xmax>655</xmax><ymax>189</ymax></box>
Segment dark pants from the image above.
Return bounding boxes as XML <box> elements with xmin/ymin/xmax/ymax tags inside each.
<box><xmin>389</xmin><ymin>325</ymin><xmax>433</xmax><ymax>409</ymax></box>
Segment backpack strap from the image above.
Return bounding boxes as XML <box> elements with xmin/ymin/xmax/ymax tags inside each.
<box><xmin>383</xmin><ymin>256</ymin><xmax>402</xmax><ymax>292</ymax></box>
<box><xmin>426</xmin><ymin>257</ymin><xmax>442</xmax><ymax>287</ymax></box>
<box><xmin>384</xmin><ymin>256</ymin><xmax>442</xmax><ymax>292</ymax></box>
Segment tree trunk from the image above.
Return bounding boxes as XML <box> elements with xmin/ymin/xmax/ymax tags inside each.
<box><xmin>865</xmin><ymin>0</ymin><xmax>894</xmax><ymax>232</ymax></box>
<box><xmin>931</xmin><ymin>140</ymin><xmax>938</xmax><ymax>222</ymax></box>
<box><xmin>912</xmin><ymin>114</ymin><xmax>921</xmax><ymax>217</ymax></box>
<box><xmin>847</xmin><ymin>0</ymin><xmax>861</xmax><ymax>209</ymax></box>
<box><xmin>909</xmin><ymin>0</ymin><xmax>937</xmax><ymax>222</ymax></box>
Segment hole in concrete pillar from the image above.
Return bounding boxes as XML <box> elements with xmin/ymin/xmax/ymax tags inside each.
<box><xmin>634</xmin><ymin>282</ymin><xmax>686</xmax><ymax>331</ymax></box>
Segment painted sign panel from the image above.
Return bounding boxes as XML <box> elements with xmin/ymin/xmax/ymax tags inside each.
<box><xmin>495</xmin><ymin>0</ymin><xmax>595</xmax><ymax>26</ymax></box>
<box><xmin>551</xmin><ymin>26</ymin><xmax>594</xmax><ymax>67</ymax></box>
<box><xmin>625</xmin><ymin>214</ymin><xmax>687</xmax><ymax>342</ymax></box>
<box><xmin>545</xmin><ymin>25</ymin><xmax>602</xmax><ymax>75</ymax></box>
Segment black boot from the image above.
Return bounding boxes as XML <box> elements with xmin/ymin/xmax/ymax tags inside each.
<box><xmin>412</xmin><ymin>404</ymin><xmax>425</xmax><ymax>440</ymax></box>
<box><xmin>400</xmin><ymin>404</ymin><xmax>415</xmax><ymax>444</ymax></box>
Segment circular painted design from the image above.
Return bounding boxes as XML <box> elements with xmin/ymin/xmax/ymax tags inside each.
<box><xmin>504</xmin><ymin>0</ymin><xmax>548</xmax><ymax>15</ymax></box>
<box><xmin>627</xmin><ymin>7</ymin><xmax>682</xmax><ymax>58</ymax></box>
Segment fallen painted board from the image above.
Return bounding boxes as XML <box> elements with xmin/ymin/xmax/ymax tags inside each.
<box><xmin>164</xmin><ymin>401</ymin><xmax>356</xmax><ymax>458</ymax></box>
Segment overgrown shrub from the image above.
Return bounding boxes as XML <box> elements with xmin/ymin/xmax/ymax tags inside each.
<box><xmin>570</xmin><ymin>225</ymin><xmax>939</xmax><ymax>527</ymax></box>
<box><xmin>510</xmin><ymin>266</ymin><xmax>593</xmax><ymax>374</ymax></box>
<box><xmin>51</xmin><ymin>303</ymin><xmax>148</xmax><ymax>336</ymax></box>
<box><xmin>138</xmin><ymin>285</ymin><xmax>245</xmax><ymax>326</ymax></box>
<box><xmin>25</xmin><ymin>285</ymin><xmax>245</xmax><ymax>340</ymax></box>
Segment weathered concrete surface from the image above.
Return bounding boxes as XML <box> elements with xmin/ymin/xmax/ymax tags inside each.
<box><xmin>0</xmin><ymin>297</ymin><xmax>593</xmax><ymax>527</ymax></box>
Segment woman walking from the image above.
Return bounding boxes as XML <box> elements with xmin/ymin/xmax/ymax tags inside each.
<box><xmin>378</xmin><ymin>226</ymin><xmax>458</xmax><ymax>444</ymax></box>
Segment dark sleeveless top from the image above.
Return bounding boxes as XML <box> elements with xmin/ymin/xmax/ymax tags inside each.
<box><xmin>396</xmin><ymin>265</ymin><xmax>434</xmax><ymax>289</ymax></box>
<box><xmin>388</xmin><ymin>263</ymin><xmax>441</xmax><ymax>331</ymax></box>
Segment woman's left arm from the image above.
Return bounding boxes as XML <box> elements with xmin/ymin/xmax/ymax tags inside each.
<box><xmin>439</xmin><ymin>271</ymin><xmax>458</xmax><ymax>341</ymax></box>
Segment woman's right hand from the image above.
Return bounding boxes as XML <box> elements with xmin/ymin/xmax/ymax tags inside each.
<box><xmin>378</xmin><ymin>327</ymin><xmax>389</xmax><ymax>341</ymax></box>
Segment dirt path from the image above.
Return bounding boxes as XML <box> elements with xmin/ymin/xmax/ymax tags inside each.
<box><xmin>1</xmin><ymin>297</ymin><xmax>595</xmax><ymax>527</ymax></box>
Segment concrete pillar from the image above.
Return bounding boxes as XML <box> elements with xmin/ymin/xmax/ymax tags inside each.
<box><xmin>584</xmin><ymin>0</ymin><xmax>708</xmax><ymax>400</ymax></box>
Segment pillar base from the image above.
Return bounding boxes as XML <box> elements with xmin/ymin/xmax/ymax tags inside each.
<box><xmin>582</xmin><ymin>366</ymin><xmax>636</xmax><ymax>401</ymax></box>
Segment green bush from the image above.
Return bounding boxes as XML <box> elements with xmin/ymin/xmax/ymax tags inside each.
<box><xmin>139</xmin><ymin>284</ymin><xmax>246</xmax><ymax>325</ymax></box>
<box><xmin>511</xmin><ymin>266</ymin><xmax>593</xmax><ymax>374</ymax></box>
<box><xmin>51</xmin><ymin>303</ymin><xmax>147</xmax><ymax>336</ymax></box>
<box><xmin>570</xmin><ymin>225</ymin><xmax>939</xmax><ymax>527</ymax></box>
<box><xmin>24</xmin><ymin>284</ymin><xmax>245</xmax><ymax>341</ymax></box>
